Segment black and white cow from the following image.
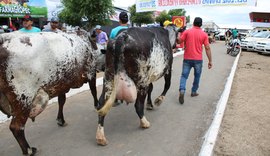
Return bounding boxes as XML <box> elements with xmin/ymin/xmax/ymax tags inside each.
<box><xmin>96</xmin><ymin>25</ymin><xmax>179</xmax><ymax>145</ymax></box>
<box><xmin>0</xmin><ymin>30</ymin><xmax>100</xmax><ymax>155</ymax></box>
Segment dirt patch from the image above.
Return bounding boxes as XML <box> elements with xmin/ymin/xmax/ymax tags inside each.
<box><xmin>214</xmin><ymin>52</ymin><xmax>270</xmax><ymax>156</ymax></box>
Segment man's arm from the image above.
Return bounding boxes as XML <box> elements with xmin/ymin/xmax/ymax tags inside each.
<box><xmin>204</xmin><ymin>45</ymin><xmax>212</xmax><ymax>69</ymax></box>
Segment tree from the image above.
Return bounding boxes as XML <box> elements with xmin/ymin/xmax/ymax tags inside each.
<box><xmin>59</xmin><ymin>0</ymin><xmax>114</xmax><ymax>29</ymax></box>
<box><xmin>128</xmin><ymin>4</ymin><xmax>154</xmax><ymax>27</ymax></box>
<box><xmin>155</xmin><ymin>10</ymin><xmax>171</xmax><ymax>26</ymax></box>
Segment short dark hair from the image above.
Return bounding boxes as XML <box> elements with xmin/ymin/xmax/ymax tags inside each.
<box><xmin>193</xmin><ymin>17</ymin><xmax>202</xmax><ymax>27</ymax></box>
<box><xmin>119</xmin><ymin>12</ymin><xmax>128</xmax><ymax>24</ymax></box>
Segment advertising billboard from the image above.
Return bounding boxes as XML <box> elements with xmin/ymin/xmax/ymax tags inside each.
<box><xmin>0</xmin><ymin>0</ymin><xmax>47</xmax><ymax>18</ymax></box>
<box><xmin>136</xmin><ymin>0</ymin><xmax>257</xmax><ymax>12</ymax></box>
<box><xmin>172</xmin><ymin>16</ymin><xmax>186</xmax><ymax>28</ymax></box>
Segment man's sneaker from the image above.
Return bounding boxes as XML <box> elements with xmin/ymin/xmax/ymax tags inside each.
<box><xmin>191</xmin><ymin>92</ymin><xmax>199</xmax><ymax>97</ymax></box>
<box><xmin>179</xmin><ymin>92</ymin><xmax>184</xmax><ymax>104</ymax></box>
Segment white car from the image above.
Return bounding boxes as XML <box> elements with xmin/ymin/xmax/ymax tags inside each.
<box><xmin>241</xmin><ymin>31</ymin><xmax>270</xmax><ymax>51</ymax></box>
<box><xmin>254</xmin><ymin>39</ymin><xmax>270</xmax><ymax>54</ymax></box>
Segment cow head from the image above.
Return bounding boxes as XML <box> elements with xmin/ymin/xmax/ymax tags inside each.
<box><xmin>165</xmin><ymin>24</ymin><xmax>179</xmax><ymax>49</ymax></box>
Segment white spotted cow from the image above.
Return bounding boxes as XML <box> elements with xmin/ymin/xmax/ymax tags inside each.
<box><xmin>0</xmin><ymin>30</ymin><xmax>100</xmax><ymax>155</ymax></box>
<box><xmin>96</xmin><ymin>25</ymin><xmax>179</xmax><ymax>145</ymax></box>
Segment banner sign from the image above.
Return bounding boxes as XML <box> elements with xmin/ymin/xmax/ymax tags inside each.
<box><xmin>0</xmin><ymin>0</ymin><xmax>47</xmax><ymax>18</ymax></box>
<box><xmin>136</xmin><ymin>0</ymin><xmax>257</xmax><ymax>12</ymax></box>
<box><xmin>172</xmin><ymin>16</ymin><xmax>186</xmax><ymax>28</ymax></box>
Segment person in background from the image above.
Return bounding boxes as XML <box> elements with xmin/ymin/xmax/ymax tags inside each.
<box><xmin>177</xmin><ymin>17</ymin><xmax>212</xmax><ymax>104</ymax></box>
<box><xmin>163</xmin><ymin>20</ymin><xmax>172</xmax><ymax>28</ymax></box>
<box><xmin>19</xmin><ymin>15</ymin><xmax>41</xmax><ymax>33</ymax></box>
<box><xmin>225</xmin><ymin>28</ymin><xmax>232</xmax><ymax>45</ymax></box>
<box><xmin>110</xmin><ymin>11</ymin><xmax>129</xmax><ymax>39</ymax></box>
<box><xmin>232</xmin><ymin>28</ymin><xmax>238</xmax><ymax>39</ymax></box>
<box><xmin>42</xmin><ymin>17</ymin><xmax>61</xmax><ymax>33</ymax></box>
<box><xmin>95</xmin><ymin>25</ymin><xmax>108</xmax><ymax>49</ymax></box>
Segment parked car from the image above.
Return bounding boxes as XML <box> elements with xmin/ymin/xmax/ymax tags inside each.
<box><xmin>254</xmin><ymin>38</ymin><xmax>270</xmax><ymax>54</ymax></box>
<box><xmin>240</xmin><ymin>31</ymin><xmax>270</xmax><ymax>51</ymax></box>
<box><xmin>216</xmin><ymin>29</ymin><xmax>225</xmax><ymax>40</ymax></box>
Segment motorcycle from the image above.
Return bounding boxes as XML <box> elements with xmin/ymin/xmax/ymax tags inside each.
<box><xmin>227</xmin><ymin>38</ymin><xmax>241</xmax><ymax>57</ymax></box>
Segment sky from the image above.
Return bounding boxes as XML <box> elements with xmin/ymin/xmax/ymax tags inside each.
<box><xmin>112</xmin><ymin>0</ymin><xmax>270</xmax><ymax>28</ymax></box>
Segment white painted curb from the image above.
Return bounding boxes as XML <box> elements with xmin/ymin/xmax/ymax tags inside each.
<box><xmin>0</xmin><ymin>50</ymin><xmax>184</xmax><ymax>123</ymax></box>
<box><xmin>199</xmin><ymin>50</ymin><xmax>242</xmax><ymax>156</ymax></box>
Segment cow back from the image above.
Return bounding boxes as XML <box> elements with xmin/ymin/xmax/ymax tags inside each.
<box><xmin>0</xmin><ymin>32</ymin><xmax>96</xmax><ymax>106</ymax></box>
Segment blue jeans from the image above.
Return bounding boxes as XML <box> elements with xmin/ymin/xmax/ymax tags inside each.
<box><xmin>179</xmin><ymin>60</ymin><xmax>203</xmax><ymax>93</ymax></box>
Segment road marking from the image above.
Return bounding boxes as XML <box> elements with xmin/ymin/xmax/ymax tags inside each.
<box><xmin>199</xmin><ymin>50</ymin><xmax>242</xmax><ymax>156</ymax></box>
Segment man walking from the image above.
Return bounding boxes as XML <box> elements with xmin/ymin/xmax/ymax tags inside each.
<box><xmin>178</xmin><ymin>17</ymin><xmax>212</xmax><ymax>104</ymax></box>
<box><xmin>110</xmin><ymin>11</ymin><xmax>129</xmax><ymax>39</ymax></box>
<box><xmin>95</xmin><ymin>25</ymin><xmax>108</xmax><ymax>49</ymax></box>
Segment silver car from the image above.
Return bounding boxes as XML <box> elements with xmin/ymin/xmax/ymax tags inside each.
<box><xmin>254</xmin><ymin>38</ymin><xmax>270</xmax><ymax>54</ymax></box>
<box><xmin>241</xmin><ymin>31</ymin><xmax>270</xmax><ymax>51</ymax></box>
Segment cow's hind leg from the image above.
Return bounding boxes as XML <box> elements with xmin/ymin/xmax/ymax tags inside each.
<box><xmin>96</xmin><ymin>89</ymin><xmax>108</xmax><ymax>146</ymax></box>
<box><xmin>96</xmin><ymin>114</ymin><xmax>108</xmax><ymax>146</ymax></box>
<box><xmin>155</xmin><ymin>69</ymin><xmax>172</xmax><ymax>106</ymax></box>
<box><xmin>10</xmin><ymin>111</ymin><xmax>37</xmax><ymax>155</ymax></box>
<box><xmin>146</xmin><ymin>83</ymin><xmax>154</xmax><ymax>110</ymax></box>
<box><xmin>57</xmin><ymin>94</ymin><xmax>67</xmax><ymax>127</ymax></box>
<box><xmin>135</xmin><ymin>88</ymin><xmax>150</xmax><ymax>128</ymax></box>
<box><xmin>88</xmin><ymin>77</ymin><xmax>99</xmax><ymax>109</ymax></box>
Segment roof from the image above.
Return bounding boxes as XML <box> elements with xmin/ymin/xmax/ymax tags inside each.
<box><xmin>218</xmin><ymin>24</ymin><xmax>253</xmax><ymax>30</ymax></box>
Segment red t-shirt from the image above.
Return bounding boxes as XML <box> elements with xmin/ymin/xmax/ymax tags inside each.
<box><xmin>180</xmin><ymin>26</ymin><xmax>209</xmax><ymax>60</ymax></box>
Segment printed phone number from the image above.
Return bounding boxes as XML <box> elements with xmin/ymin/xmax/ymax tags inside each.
<box><xmin>202</xmin><ymin>0</ymin><xmax>248</xmax><ymax>5</ymax></box>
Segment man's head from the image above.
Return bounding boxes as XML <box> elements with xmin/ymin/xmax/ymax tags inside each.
<box><xmin>193</xmin><ymin>17</ymin><xmax>203</xmax><ymax>27</ymax></box>
<box><xmin>22</xmin><ymin>14</ymin><xmax>33</xmax><ymax>30</ymax></box>
<box><xmin>119</xmin><ymin>12</ymin><xmax>128</xmax><ymax>24</ymax></box>
<box><xmin>50</xmin><ymin>17</ymin><xmax>59</xmax><ymax>29</ymax></box>
<box><xmin>95</xmin><ymin>25</ymin><xmax>102</xmax><ymax>33</ymax></box>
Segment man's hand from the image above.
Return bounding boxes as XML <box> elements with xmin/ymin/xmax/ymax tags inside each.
<box><xmin>208</xmin><ymin>62</ymin><xmax>212</xmax><ymax>69</ymax></box>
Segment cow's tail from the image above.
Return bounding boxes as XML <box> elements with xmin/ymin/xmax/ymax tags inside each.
<box><xmin>97</xmin><ymin>33</ymin><xmax>128</xmax><ymax>116</ymax></box>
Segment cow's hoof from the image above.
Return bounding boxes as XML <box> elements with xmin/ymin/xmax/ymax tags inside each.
<box><xmin>24</xmin><ymin>147</ymin><xmax>37</xmax><ymax>156</ymax></box>
<box><xmin>96</xmin><ymin>138</ymin><xmax>108</xmax><ymax>146</ymax></box>
<box><xmin>146</xmin><ymin>103</ymin><xmax>153</xmax><ymax>110</ymax></box>
<box><xmin>140</xmin><ymin>116</ymin><xmax>150</xmax><ymax>128</ymax></box>
<box><xmin>57</xmin><ymin>119</ymin><xmax>67</xmax><ymax>127</ymax></box>
<box><xmin>96</xmin><ymin>124</ymin><xmax>108</xmax><ymax>146</ymax></box>
<box><xmin>154</xmin><ymin>96</ymin><xmax>165</xmax><ymax>106</ymax></box>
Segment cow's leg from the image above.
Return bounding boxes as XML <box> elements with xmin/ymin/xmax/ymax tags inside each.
<box><xmin>10</xmin><ymin>111</ymin><xmax>37</xmax><ymax>155</ymax></box>
<box><xmin>57</xmin><ymin>94</ymin><xmax>67</xmax><ymax>127</ymax></box>
<box><xmin>146</xmin><ymin>83</ymin><xmax>154</xmax><ymax>110</ymax></box>
<box><xmin>96</xmin><ymin>114</ymin><xmax>108</xmax><ymax>146</ymax></box>
<box><xmin>88</xmin><ymin>76</ymin><xmax>98</xmax><ymax>109</ymax></box>
<box><xmin>96</xmin><ymin>87</ymin><xmax>109</xmax><ymax>146</ymax></box>
<box><xmin>135</xmin><ymin>88</ymin><xmax>150</xmax><ymax>128</ymax></box>
<box><xmin>154</xmin><ymin>68</ymin><xmax>172</xmax><ymax>106</ymax></box>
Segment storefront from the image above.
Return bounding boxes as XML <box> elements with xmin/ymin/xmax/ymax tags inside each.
<box><xmin>0</xmin><ymin>0</ymin><xmax>47</xmax><ymax>31</ymax></box>
<box><xmin>249</xmin><ymin>12</ymin><xmax>270</xmax><ymax>28</ymax></box>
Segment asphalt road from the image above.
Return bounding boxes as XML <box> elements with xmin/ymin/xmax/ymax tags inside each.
<box><xmin>0</xmin><ymin>41</ymin><xmax>235</xmax><ymax>156</ymax></box>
